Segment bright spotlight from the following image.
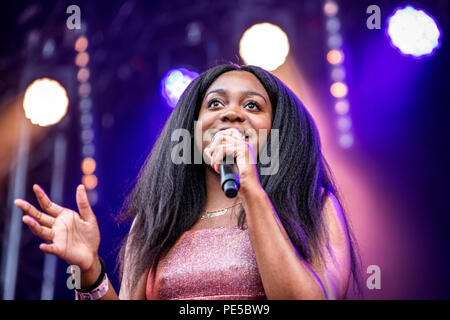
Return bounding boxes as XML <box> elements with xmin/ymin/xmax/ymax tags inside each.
<box><xmin>161</xmin><ymin>68</ymin><xmax>199</xmax><ymax>108</ymax></box>
<box><xmin>387</xmin><ymin>6</ymin><xmax>441</xmax><ymax>57</ymax></box>
<box><xmin>23</xmin><ymin>78</ymin><xmax>69</xmax><ymax>126</ymax></box>
<box><xmin>239</xmin><ymin>23</ymin><xmax>290</xmax><ymax>71</ymax></box>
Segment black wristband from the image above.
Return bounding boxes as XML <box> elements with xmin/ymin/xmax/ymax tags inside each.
<box><xmin>76</xmin><ymin>257</ymin><xmax>106</xmax><ymax>293</ymax></box>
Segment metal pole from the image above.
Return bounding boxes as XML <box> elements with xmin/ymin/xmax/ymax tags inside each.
<box><xmin>2</xmin><ymin>117</ymin><xmax>30</xmax><ymax>300</ymax></box>
<box><xmin>41</xmin><ymin>132</ymin><xmax>67</xmax><ymax>300</ymax></box>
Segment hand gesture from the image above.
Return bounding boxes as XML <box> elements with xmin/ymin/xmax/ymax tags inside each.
<box><xmin>14</xmin><ymin>184</ymin><xmax>100</xmax><ymax>273</ymax></box>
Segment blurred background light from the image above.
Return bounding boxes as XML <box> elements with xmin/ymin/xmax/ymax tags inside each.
<box><xmin>75</xmin><ymin>52</ymin><xmax>89</xmax><ymax>67</ymax></box>
<box><xmin>327</xmin><ymin>34</ymin><xmax>343</xmax><ymax>49</ymax></box>
<box><xmin>81</xmin><ymin>128</ymin><xmax>94</xmax><ymax>143</ymax></box>
<box><xmin>82</xmin><ymin>143</ymin><xmax>95</xmax><ymax>157</ymax></box>
<box><xmin>239</xmin><ymin>22</ymin><xmax>290</xmax><ymax>71</ymax></box>
<box><xmin>77</xmin><ymin>68</ymin><xmax>90</xmax><ymax>83</ymax></box>
<box><xmin>80</xmin><ymin>113</ymin><xmax>93</xmax><ymax>127</ymax></box>
<box><xmin>23</xmin><ymin>78</ymin><xmax>69</xmax><ymax>127</ymax></box>
<box><xmin>82</xmin><ymin>174</ymin><xmax>98</xmax><ymax>190</ymax></box>
<box><xmin>87</xmin><ymin>189</ymin><xmax>98</xmax><ymax>205</ymax></box>
<box><xmin>78</xmin><ymin>83</ymin><xmax>91</xmax><ymax>97</ymax></box>
<box><xmin>81</xmin><ymin>157</ymin><xmax>96</xmax><ymax>175</ymax></box>
<box><xmin>330</xmin><ymin>66</ymin><xmax>346</xmax><ymax>81</ymax></box>
<box><xmin>161</xmin><ymin>67</ymin><xmax>199</xmax><ymax>108</ymax></box>
<box><xmin>335</xmin><ymin>99</ymin><xmax>350</xmax><ymax>115</ymax></box>
<box><xmin>80</xmin><ymin>97</ymin><xmax>92</xmax><ymax>111</ymax></box>
<box><xmin>323</xmin><ymin>1</ymin><xmax>339</xmax><ymax>17</ymax></box>
<box><xmin>387</xmin><ymin>5</ymin><xmax>442</xmax><ymax>57</ymax></box>
<box><xmin>330</xmin><ymin>81</ymin><xmax>348</xmax><ymax>98</ymax></box>
<box><xmin>337</xmin><ymin>115</ymin><xmax>352</xmax><ymax>131</ymax></box>
<box><xmin>326</xmin><ymin>17</ymin><xmax>340</xmax><ymax>33</ymax></box>
<box><xmin>327</xmin><ymin>49</ymin><xmax>345</xmax><ymax>64</ymax></box>
<box><xmin>339</xmin><ymin>132</ymin><xmax>354</xmax><ymax>148</ymax></box>
<box><xmin>74</xmin><ymin>36</ymin><xmax>88</xmax><ymax>52</ymax></box>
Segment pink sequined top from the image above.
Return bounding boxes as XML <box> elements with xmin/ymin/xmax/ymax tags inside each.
<box><xmin>146</xmin><ymin>225</ymin><xmax>267</xmax><ymax>300</ymax></box>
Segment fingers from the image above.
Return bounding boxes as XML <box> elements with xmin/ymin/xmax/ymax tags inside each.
<box><xmin>209</xmin><ymin>129</ymin><xmax>245</xmax><ymax>149</ymax></box>
<box><xmin>76</xmin><ymin>184</ymin><xmax>96</xmax><ymax>223</ymax></box>
<box><xmin>206</xmin><ymin>129</ymin><xmax>249</xmax><ymax>173</ymax></box>
<box><xmin>33</xmin><ymin>184</ymin><xmax>64</xmax><ymax>217</ymax></box>
<box><xmin>14</xmin><ymin>199</ymin><xmax>55</xmax><ymax>228</ymax></box>
<box><xmin>206</xmin><ymin>130</ymin><xmax>242</xmax><ymax>161</ymax></box>
<box><xmin>22</xmin><ymin>215</ymin><xmax>54</xmax><ymax>242</ymax></box>
<box><xmin>39</xmin><ymin>243</ymin><xmax>61</xmax><ymax>256</ymax></box>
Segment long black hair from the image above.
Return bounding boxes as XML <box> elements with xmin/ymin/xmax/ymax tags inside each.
<box><xmin>117</xmin><ymin>63</ymin><xmax>363</xmax><ymax>298</ymax></box>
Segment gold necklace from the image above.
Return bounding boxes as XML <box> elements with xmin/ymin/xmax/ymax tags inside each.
<box><xmin>200</xmin><ymin>202</ymin><xmax>242</xmax><ymax>220</ymax></box>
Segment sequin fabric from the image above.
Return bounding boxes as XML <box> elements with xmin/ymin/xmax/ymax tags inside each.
<box><xmin>146</xmin><ymin>225</ymin><xmax>267</xmax><ymax>300</ymax></box>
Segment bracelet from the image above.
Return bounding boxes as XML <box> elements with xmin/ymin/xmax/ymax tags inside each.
<box><xmin>76</xmin><ymin>257</ymin><xmax>106</xmax><ymax>293</ymax></box>
<box><xmin>75</xmin><ymin>273</ymin><xmax>109</xmax><ymax>300</ymax></box>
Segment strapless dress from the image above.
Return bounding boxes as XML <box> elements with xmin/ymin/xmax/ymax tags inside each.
<box><xmin>146</xmin><ymin>225</ymin><xmax>266</xmax><ymax>300</ymax></box>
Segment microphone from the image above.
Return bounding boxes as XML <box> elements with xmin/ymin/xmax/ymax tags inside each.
<box><xmin>220</xmin><ymin>154</ymin><xmax>240</xmax><ymax>198</ymax></box>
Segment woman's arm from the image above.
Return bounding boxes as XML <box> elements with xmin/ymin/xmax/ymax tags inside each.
<box><xmin>240</xmin><ymin>182</ymin><xmax>351</xmax><ymax>300</ymax></box>
<box><xmin>78</xmin><ymin>254</ymin><xmax>148</xmax><ymax>300</ymax></box>
<box><xmin>79</xmin><ymin>257</ymin><xmax>119</xmax><ymax>300</ymax></box>
<box><xmin>81</xmin><ymin>217</ymin><xmax>148</xmax><ymax>300</ymax></box>
<box><xmin>206</xmin><ymin>128</ymin><xmax>351</xmax><ymax>299</ymax></box>
<box><xmin>308</xmin><ymin>192</ymin><xmax>352</xmax><ymax>300</ymax></box>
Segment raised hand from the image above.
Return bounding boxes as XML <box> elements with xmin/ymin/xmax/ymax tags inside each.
<box><xmin>14</xmin><ymin>184</ymin><xmax>100</xmax><ymax>273</ymax></box>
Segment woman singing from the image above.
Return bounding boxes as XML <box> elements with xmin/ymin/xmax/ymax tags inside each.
<box><xmin>14</xmin><ymin>64</ymin><xmax>363</xmax><ymax>300</ymax></box>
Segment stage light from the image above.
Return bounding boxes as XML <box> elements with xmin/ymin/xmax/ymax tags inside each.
<box><xmin>77</xmin><ymin>68</ymin><xmax>90</xmax><ymax>83</ymax></box>
<box><xmin>339</xmin><ymin>133</ymin><xmax>354</xmax><ymax>149</ymax></box>
<box><xmin>327</xmin><ymin>34</ymin><xmax>343</xmax><ymax>49</ymax></box>
<box><xmin>327</xmin><ymin>49</ymin><xmax>344</xmax><ymax>65</ymax></box>
<box><xmin>81</xmin><ymin>128</ymin><xmax>94</xmax><ymax>143</ymax></box>
<box><xmin>323</xmin><ymin>0</ymin><xmax>354</xmax><ymax>149</ymax></box>
<box><xmin>75</xmin><ymin>52</ymin><xmax>89</xmax><ymax>67</ymax></box>
<box><xmin>75</xmin><ymin>36</ymin><xmax>88</xmax><ymax>52</ymax></box>
<box><xmin>81</xmin><ymin>157</ymin><xmax>96</xmax><ymax>175</ymax></box>
<box><xmin>87</xmin><ymin>189</ymin><xmax>98</xmax><ymax>205</ymax></box>
<box><xmin>80</xmin><ymin>97</ymin><xmax>92</xmax><ymax>111</ymax></box>
<box><xmin>161</xmin><ymin>68</ymin><xmax>199</xmax><ymax>108</ymax></box>
<box><xmin>335</xmin><ymin>99</ymin><xmax>350</xmax><ymax>115</ymax></box>
<box><xmin>387</xmin><ymin>6</ymin><xmax>441</xmax><ymax>57</ymax></box>
<box><xmin>23</xmin><ymin>78</ymin><xmax>69</xmax><ymax>127</ymax></box>
<box><xmin>82</xmin><ymin>174</ymin><xmax>98</xmax><ymax>190</ymax></box>
<box><xmin>330</xmin><ymin>66</ymin><xmax>346</xmax><ymax>81</ymax></box>
<box><xmin>78</xmin><ymin>83</ymin><xmax>91</xmax><ymax>97</ymax></box>
<box><xmin>82</xmin><ymin>144</ymin><xmax>95</xmax><ymax>157</ymax></box>
<box><xmin>239</xmin><ymin>23</ymin><xmax>290</xmax><ymax>71</ymax></box>
<box><xmin>326</xmin><ymin>17</ymin><xmax>340</xmax><ymax>33</ymax></box>
<box><xmin>330</xmin><ymin>81</ymin><xmax>348</xmax><ymax>98</ymax></box>
<box><xmin>80</xmin><ymin>113</ymin><xmax>93</xmax><ymax>127</ymax></box>
<box><xmin>337</xmin><ymin>115</ymin><xmax>352</xmax><ymax>132</ymax></box>
<box><xmin>323</xmin><ymin>1</ymin><xmax>339</xmax><ymax>17</ymax></box>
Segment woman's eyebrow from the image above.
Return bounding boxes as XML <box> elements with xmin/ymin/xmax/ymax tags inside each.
<box><xmin>205</xmin><ymin>89</ymin><xmax>267</xmax><ymax>103</ymax></box>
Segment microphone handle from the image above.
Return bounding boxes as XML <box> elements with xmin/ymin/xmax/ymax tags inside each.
<box><xmin>220</xmin><ymin>156</ymin><xmax>240</xmax><ymax>198</ymax></box>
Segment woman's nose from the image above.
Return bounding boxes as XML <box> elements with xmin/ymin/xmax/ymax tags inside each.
<box><xmin>219</xmin><ymin>106</ymin><xmax>245</xmax><ymax>122</ymax></box>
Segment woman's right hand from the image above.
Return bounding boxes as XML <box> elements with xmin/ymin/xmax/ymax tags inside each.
<box><xmin>14</xmin><ymin>184</ymin><xmax>100</xmax><ymax>273</ymax></box>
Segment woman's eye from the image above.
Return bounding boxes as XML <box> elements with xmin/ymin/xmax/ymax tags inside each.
<box><xmin>245</xmin><ymin>102</ymin><xmax>261</xmax><ymax>111</ymax></box>
<box><xmin>208</xmin><ymin>99</ymin><xmax>223</xmax><ymax>109</ymax></box>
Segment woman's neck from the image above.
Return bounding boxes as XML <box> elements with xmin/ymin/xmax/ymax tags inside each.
<box><xmin>204</xmin><ymin>165</ymin><xmax>241</xmax><ymax>212</ymax></box>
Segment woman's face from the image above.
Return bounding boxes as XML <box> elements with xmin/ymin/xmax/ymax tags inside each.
<box><xmin>195</xmin><ymin>70</ymin><xmax>273</xmax><ymax>160</ymax></box>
